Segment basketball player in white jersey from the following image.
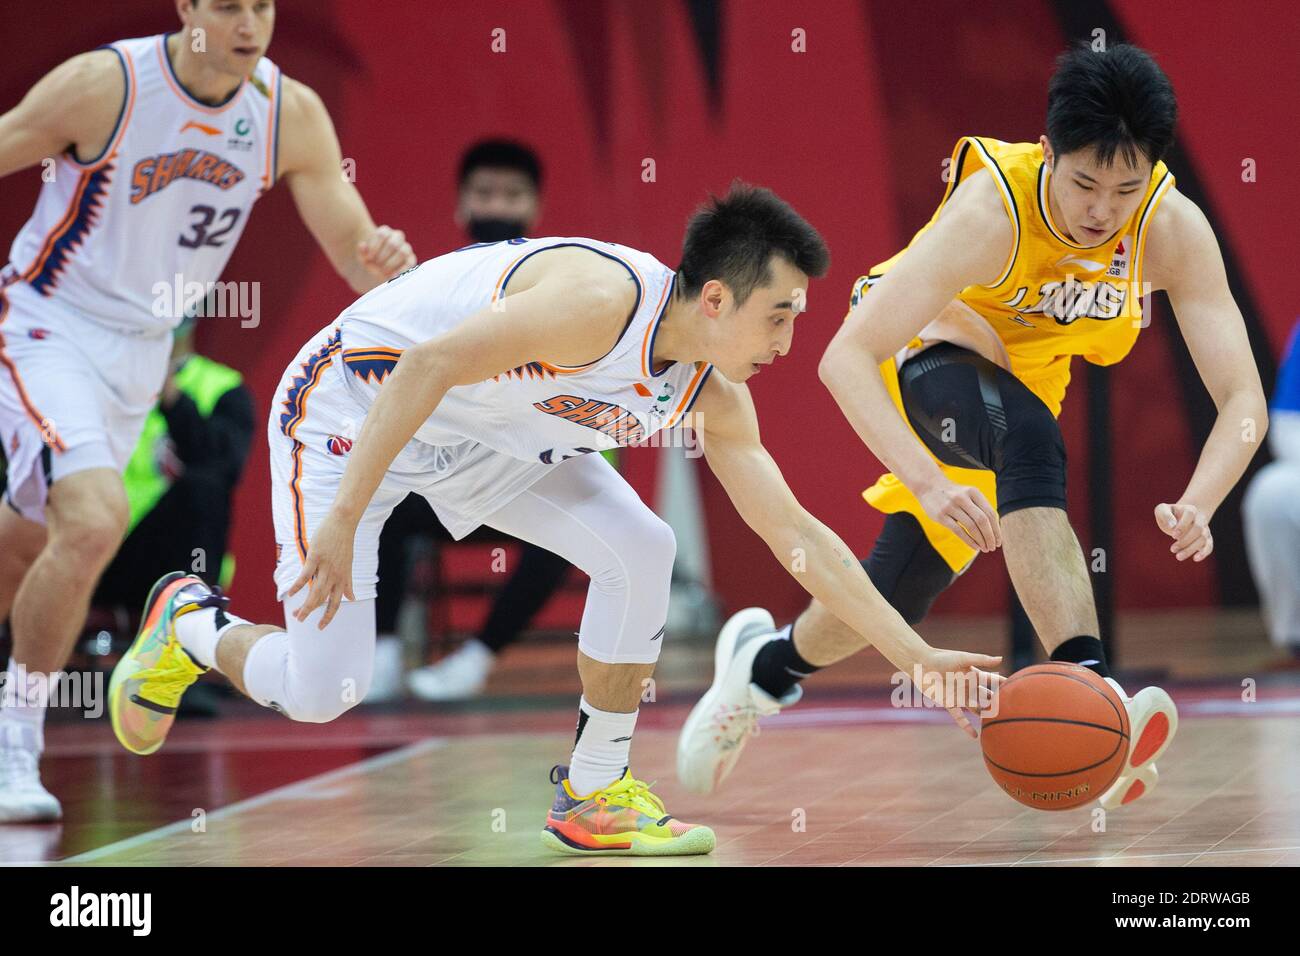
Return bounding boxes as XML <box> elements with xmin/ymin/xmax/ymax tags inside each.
<box><xmin>108</xmin><ymin>184</ymin><xmax>1003</xmax><ymax>856</ymax></box>
<box><xmin>0</xmin><ymin>0</ymin><xmax>415</xmax><ymax>821</ymax></box>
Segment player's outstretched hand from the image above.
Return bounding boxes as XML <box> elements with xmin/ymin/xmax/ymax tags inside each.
<box><xmin>1154</xmin><ymin>501</ymin><xmax>1214</xmax><ymax>563</ymax></box>
<box><xmin>287</xmin><ymin>511</ymin><xmax>357</xmax><ymax>630</ymax></box>
<box><xmin>917</xmin><ymin>478</ymin><xmax>1002</xmax><ymax>553</ymax></box>
<box><xmin>916</xmin><ymin>648</ymin><xmax>1005</xmax><ymax>739</ymax></box>
<box><xmin>358</xmin><ymin>225</ymin><xmax>416</xmax><ymax>281</ymax></box>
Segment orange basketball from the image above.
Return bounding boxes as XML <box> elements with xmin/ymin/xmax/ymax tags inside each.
<box><xmin>980</xmin><ymin>663</ymin><xmax>1130</xmax><ymax>810</ymax></box>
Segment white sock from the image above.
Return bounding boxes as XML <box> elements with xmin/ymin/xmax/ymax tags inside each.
<box><xmin>174</xmin><ymin>605</ymin><xmax>249</xmax><ymax>670</ymax></box>
<box><xmin>568</xmin><ymin>696</ymin><xmax>637</xmax><ymax>797</ymax></box>
<box><xmin>1</xmin><ymin>658</ymin><xmax>49</xmax><ymax>752</ymax></box>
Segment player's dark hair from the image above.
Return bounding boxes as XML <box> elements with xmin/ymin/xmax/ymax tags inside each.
<box><xmin>458</xmin><ymin>139</ymin><xmax>542</xmax><ymax>190</ymax></box>
<box><xmin>1046</xmin><ymin>42</ymin><xmax>1177</xmax><ymax>168</ymax></box>
<box><xmin>677</xmin><ymin>182</ymin><xmax>829</xmax><ymax>306</ymax></box>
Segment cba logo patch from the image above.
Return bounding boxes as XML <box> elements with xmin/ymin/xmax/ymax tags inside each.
<box><xmin>326</xmin><ymin>435</ymin><xmax>353</xmax><ymax>456</ymax></box>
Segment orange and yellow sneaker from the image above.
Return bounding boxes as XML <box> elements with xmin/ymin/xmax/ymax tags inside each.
<box><xmin>108</xmin><ymin>572</ymin><xmax>226</xmax><ymax>756</ymax></box>
<box><xmin>540</xmin><ymin>765</ymin><xmax>716</xmax><ymax>856</ymax></box>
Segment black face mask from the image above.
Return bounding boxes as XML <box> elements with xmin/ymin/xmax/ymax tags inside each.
<box><xmin>467</xmin><ymin>217</ymin><xmax>528</xmax><ymax>243</ymax></box>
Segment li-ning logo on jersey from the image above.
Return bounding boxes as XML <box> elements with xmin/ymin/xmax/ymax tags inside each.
<box><xmin>130</xmin><ymin>150</ymin><xmax>246</xmax><ymax>204</ymax></box>
<box><xmin>534</xmin><ymin>395</ymin><xmax>647</xmax><ymax>444</ymax></box>
<box><xmin>1020</xmin><ymin>276</ymin><xmax>1129</xmax><ymax>325</ymax></box>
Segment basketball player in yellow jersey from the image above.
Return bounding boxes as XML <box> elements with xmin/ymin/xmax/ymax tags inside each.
<box><xmin>0</xmin><ymin>0</ymin><xmax>414</xmax><ymax>821</ymax></box>
<box><xmin>679</xmin><ymin>43</ymin><xmax>1270</xmax><ymax>810</ymax></box>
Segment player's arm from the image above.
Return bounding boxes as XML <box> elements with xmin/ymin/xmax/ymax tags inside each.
<box><xmin>693</xmin><ymin>374</ymin><xmax>1001</xmax><ymax>734</ymax></box>
<box><xmin>289</xmin><ymin>257</ymin><xmax>635</xmax><ymax>626</ymax></box>
<box><xmin>1145</xmin><ymin>189</ymin><xmax>1270</xmax><ymax>562</ymax></box>
<box><xmin>818</xmin><ymin>171</ymin><xmax>1013</xmax><ymax>553</ymax></box>
<box><xmin>0</xmin><ymin>51</ymin><xmax>123</xmax><ymax>179</ymax></box>
<box><xmin>276</xmin><ymin>77</ymin><xmax>416</xmax><ymax>293</ymax></box>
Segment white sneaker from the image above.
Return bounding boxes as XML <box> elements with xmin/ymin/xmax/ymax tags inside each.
<box><xmin>0</xmin><ymin>746</ymin><xmax>62</xmax><ymax>823</ymax></box>
<box><xmin>407</xmin><ymin>640</ymin><xmax>493</xmax><ymax>701</ymax></box>
<box><xmin>1099</xmin><ymin>681</ymin><xmax>1178</xmax><ymax>810</ymax></box>
<box><xmin>676</xmin><ymin>608</ymin><xmax>802</xmax><ymax>794</ymax></box>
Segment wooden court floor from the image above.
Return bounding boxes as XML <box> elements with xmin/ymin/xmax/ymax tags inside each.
<box><xmin>5</xmin><ymin>696</ymin><xmax>1295</xmax><ymax>867</ymax></box>
<box><xmin>5</xmin><ymin>609</ymin><xmax>1299</xmax><ymax>867</ymax></box>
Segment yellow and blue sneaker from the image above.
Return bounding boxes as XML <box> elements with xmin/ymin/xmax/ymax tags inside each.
<box><xmin>540</xmin><ymin>765</ymin><xmax>716</xmax><ymax>856</ymax></box>
<box><xmin>108</xmin><ymin>572</ymin><xmax>227</xmax><ymax>756</ymax></box>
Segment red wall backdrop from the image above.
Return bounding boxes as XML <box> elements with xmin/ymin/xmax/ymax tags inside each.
<box><xmin>2</xmin><ymin>1</ymin><xmax>1295</xmax><ymax>625</ymax></box>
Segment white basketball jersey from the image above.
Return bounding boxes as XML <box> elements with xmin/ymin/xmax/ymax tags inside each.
<box><xmin>6</xmin><ymin>34</ymin><xmax>280</xmax><ymax>332</ymax></box>
<box><xmin>334</xmin><ymin>237</ymin><xmax>714</xmax><ymax>463</ymax></box>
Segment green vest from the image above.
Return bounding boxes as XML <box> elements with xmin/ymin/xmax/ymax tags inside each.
<box><xmin>123</xmin><ymin>355</ymin><xmax>242</xmax><ymax>586</ymax></box>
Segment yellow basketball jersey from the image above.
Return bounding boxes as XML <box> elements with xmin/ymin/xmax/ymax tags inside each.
<box><xmin>856</xmin><ymin>137</ymin><xmax>1175</xmax><ymax>573</ymax></box>
<box><xmin>857</xmin><ymin>136</ymin><xmax>1174</xmax><ymax>416</ymax></box>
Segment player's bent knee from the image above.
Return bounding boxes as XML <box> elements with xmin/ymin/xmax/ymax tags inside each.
<box><xmin>282</xmin><ymin>690</ymin><xmax>362</xmax><ymax>724</ymax></box>
<box><xmin>48</xmin><ymin>510</ymin><xmax>128</xmax><ymax>568</ymax></box>
<box><xmin>589</xmin><ymin>511</ymin><xmax>676</xmax><ymax>593</ymax></box>
<box><xmin>995</xmin><ymin>405</ymin><xmax>1067</xmax><ymax>513</ymax></box>
<box><xmin>280</xmin><ymin>663</ymin><xmax>372</xmax><ymax>723</ymax></box>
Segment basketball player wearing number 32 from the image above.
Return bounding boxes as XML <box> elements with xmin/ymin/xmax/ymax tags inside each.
<box><xmin>0</xmin><ymin>0</ymin><xmax>415</xmax><ymax>822</ymax></box>
<box><xmin>679</xmin><ymin>43</ymin><xmax>1269</xmax><ymax>811</ymax></box>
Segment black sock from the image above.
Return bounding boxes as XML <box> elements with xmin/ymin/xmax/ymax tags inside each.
<box><xmin>1050</xmin><ymin>635</ymin><xmax>1111</xmax><ymax>679</ymax></box>
<box><xmin>750</xmin><ymin>623</ymin><xmax>820</xmax><ymax>699</ymax></box>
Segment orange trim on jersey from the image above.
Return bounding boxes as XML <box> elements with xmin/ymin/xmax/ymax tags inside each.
<box><xmin>536</xmin><ymin>360</ymin><xmax>590</xmax><ymax>377</ymax></box>
<box><xmin>491</xmin><ymin>251</ymin><xmax>531</xmax><ymax>301</ymax></box>
<box><xmin>155</xmin><ymin>34</ymin><xmax>248</xmax><ymax>115</ymax></box>
<box><xmin>490</xmin><ymin>243</ymin><xmax>649</xmax><ymax>314</ymax></box>
<box><xmin>639</xmin><ymin>272</ymin><xmax>675</xmax><ymax>378</ymax></box>
<box><xmin>341</xmin><ymin>347</ymin><xmax>404</xmax><ymax>358</ymax></box>
<box><xmin>285</xmin><ymin>355</ymin><xmax>336</xmax><ymax>560</ymax></box>
<box><xmin>20</xmin><ymin>170</ymin><xmax>94</xmax><ymax>283</ymax></box>
<box><xmin>0</xmin><ymin>290</ymin><xmax>68</xmax><ymax>452</ymax></box>
<box><xmin>69</xmin><ymin>46</ymin><xmax>138</xmax><ymax>172</ymax></box>
<box><xmin>99</xmin><ymin>46</ymin><xmax>137</xmax><ymax>166</ymax></box>
<box><xmin>260</xmin><ymin>64</ymin><xmax>278</xmax><ymax>193</ymax></box>
<box><xmin>664</xmin><ymin>362</ymin><xmax>710</xmax><ymax>428</ymax></box>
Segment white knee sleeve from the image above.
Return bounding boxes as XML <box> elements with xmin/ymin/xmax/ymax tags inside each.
<box><xmin>478</xmin><ymin>454</ymin><xmax>676</xmax><ymax>665</ymax></box>
<box><xmin>241</xmin><ymin>591</ymin><xmax>377</xmax><ymax>723</ymax></box>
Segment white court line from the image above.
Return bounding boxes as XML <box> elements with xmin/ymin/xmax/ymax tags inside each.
<box><xmin>949</xmin><ymin>844</ymin><xmax>1300</xmax><ymax>867</ymax></box>
<box><xmin>56</xmin><ymin>737</ymin><xmax>447</xmax><ymax>865</ymax></box>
